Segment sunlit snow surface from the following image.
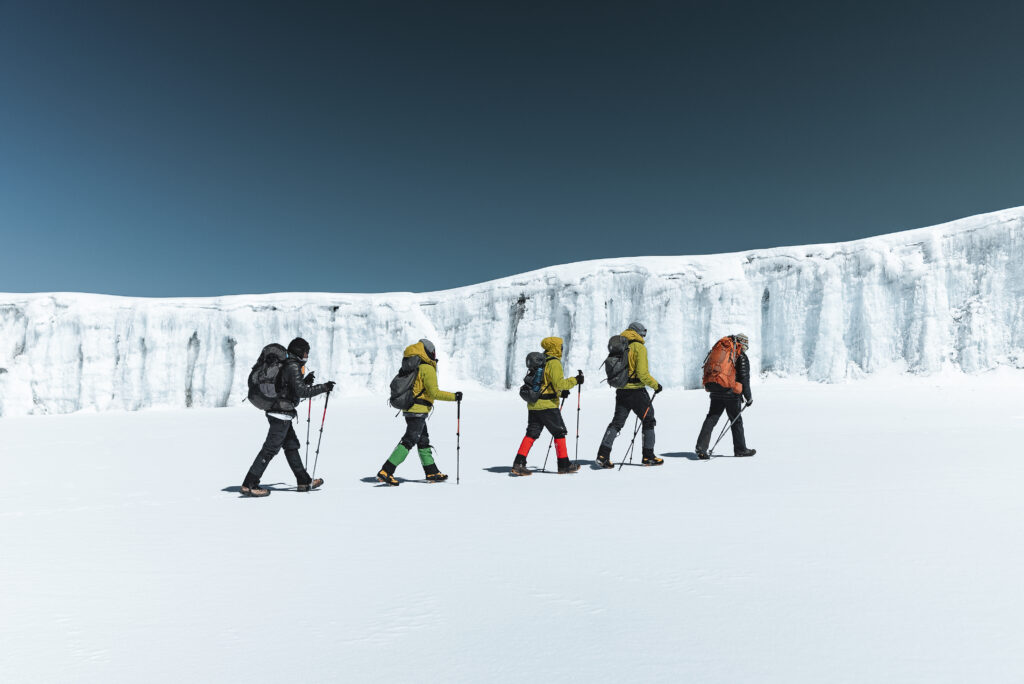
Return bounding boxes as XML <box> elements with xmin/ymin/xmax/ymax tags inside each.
<box><xmin>2</xmin><ymin>375</ymin><xmax>1023</xmax><ymax>683</ymax></box>
<box><xmin>2</xmin><ymin>208</ymin><xmax>1023</xmax><ymax>416</ymax></box>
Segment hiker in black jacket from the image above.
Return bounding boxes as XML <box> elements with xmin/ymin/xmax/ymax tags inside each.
<box><xmin>695</xmin><ymin>333</ymin><xmax>756</xmax><ymax>459</ymax></box>
<box><xmin>242</xmin><ymin>337</ymin><xmax>335</xmax><ymax>497</ymax></box>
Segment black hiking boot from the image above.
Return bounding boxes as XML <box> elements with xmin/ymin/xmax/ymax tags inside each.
<box><xmin>734</xmin><ymin>448</ymin><xmax>756</xmax><ymax>457</ymax></box>
<box><xmin>241</xmin><ymin>483</ymin><xmax>270</xmax><ymax>497</ymax></box>
<box><xmin>695</xmin><ymin>446</ymin><xmax>710</xmax><ymax>460</ymax></box>
<box><xmin>557</xmin><ymin>459</ymin><xmax>581</xmax><ymax>474</ymax></box>
<box><xmin>510</xmin><ymin>455</ymin><xmax>532</xmax><ymax>477</ymax></box>
<box><xmin>595</xmin><ymin>447</ymin><xmax>614</xmax><ymax>469</ymax></box>
<box><xmin>297</xmin><ymin>478</ymin><xmax>323</xmax><ymax>492</ymax></box>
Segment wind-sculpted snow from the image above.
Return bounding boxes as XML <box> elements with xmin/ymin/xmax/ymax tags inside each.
<box><xmin>1</xmin><ymin>208</ymin><xmax>1023</xmax><ymax>416</ymax></box>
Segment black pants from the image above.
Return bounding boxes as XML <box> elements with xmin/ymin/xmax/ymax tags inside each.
<box><xmin>525</xmin><ymin>408</ymin><xmax>568</xmax><ymax>439</ymax></box>
<box><xmin>399</xmin><ymin>413</ymin><xmax>431</xmax><ymax>449</ymax></box>
<box><xmin>695</xmin><ymin>393</ymin><xmax>747</xmax><ymax>453</ymax></box>
<box><xmin>244</xmin><ymin>414</ymin><xmax>312</xmax><ymax>486</ymax></box>
<box><xmin>600</xmin><ymin>388</ymin><xmax>656</xmax><ymax>452</ymax></box>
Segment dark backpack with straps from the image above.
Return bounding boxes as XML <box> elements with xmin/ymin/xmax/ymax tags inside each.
<box><xmin>518</xmin><ymin>352</ymin><xmax>555</xmax><ymax>403</ymax></box>
<box><xmin>247</xmin><ymin>343</ymin><xmax>289</xmax><ymax>411</ymax></box>
<box><xmin>603</xmin><ymin>335</ymin><xmax>636</xmax><ymax>388</ymax></box>
<box><xmin>388</xmin><ymin>355</ymin><xmax>424</xmax><ymax>410</ymax></box>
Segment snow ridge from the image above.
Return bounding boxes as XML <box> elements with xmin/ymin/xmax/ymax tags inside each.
<box><xmin>1</xmin><ymin>208</ymin><xmax>1022</xmax><ymax>416</ymax></box>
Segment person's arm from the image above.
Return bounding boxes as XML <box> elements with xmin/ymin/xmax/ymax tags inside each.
<box><xmin>631</xmin><ymin>344</ymin><xmax>659</xmax><ymax>390</ymax></box>
<box><xmin>284</xmin><ymin>362</ymin><xmax>332</xmax><ymax>398</ymax></box>
<box><xmin>736</xmin><ymin>352</ymin><xmax>752</xmax><ymax>401</ymax></box>
<box><xmin>548</xmin><ymin>359</ymin><xmax>577</xmax><ymax>393</ymax></box>
<box><xmin>422</xmin><ymin>364</ymin><xmax>456</xmax><ymax>402</ymax></box>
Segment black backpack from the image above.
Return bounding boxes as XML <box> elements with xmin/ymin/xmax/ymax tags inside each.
<box><xmin>603</xmin><ymin>335</ymin><xmax>635</xmax><ymax>388</ymax></box>
<box><xmin>518</xmin><ymin>352</ymin><xmax>555</xmax><ymax>403</ymax></box>
<box><xmin>388</xmin><ymin>355</ymin><xmax>424</xmax><ymax>410</ymax></box>
<box><xmin>247</xmin><ymin>343</ymin><xmax>289</xmax><ymax>411</ymax></box>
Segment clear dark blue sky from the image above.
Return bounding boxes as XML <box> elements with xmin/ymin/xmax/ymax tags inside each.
<box><xmin>2</xmin><ymin>1</ymin><xmax>1022</xmax><ymax>296</ymax></box>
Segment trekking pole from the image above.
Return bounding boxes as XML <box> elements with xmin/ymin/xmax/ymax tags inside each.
<box><xmin>618</xmin><ymin>391</ymin><xmax>656</xmax><ymax>471</ymax></box>
<box><xmin>304</xmin><ymin>397</ymin><xmax>312</xmax><ymax>470</ymax></box>
<box><xmin>311</xmin><ymin>391</ymin><xmax>331</xmax><ymax>480</ymax></box>
<box><xmin>574</xmin><ymin>380</ymin><xmax>581</xmax><ymax>467</ymax></box>
<box><xmin>456</xmin><ymin>398</ymin><xmax>462</xmax><ymax>485</ymax></box>
<box><xmin>541</xmin><ymin>395</ymin><xmax>568</xmax><ymax>472</ymax></box>
<box><xmin>707</xmin><ymin>401</ymin><xmax>749</xmax><ymax>458</ymax></box>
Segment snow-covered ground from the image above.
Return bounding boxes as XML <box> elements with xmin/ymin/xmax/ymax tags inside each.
<box><xmin>3</xmin><ymin>373</ymin><xmax>1023</xmax><ymax>683</ymax></box>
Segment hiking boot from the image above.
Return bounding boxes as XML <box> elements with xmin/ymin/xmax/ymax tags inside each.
<box><xmin>241</xmin><ymin>484</ymin><xmax>270</xmax><ymax>497</ymax></box>
<box><xmin>510</xmin><ymin>454</ymin><xmax>532</xmax><ymax>477</ymax></box>
<box><xmin>734</xmin><ymin>448</ymin><xmax>756</xmax><ymax>457</ymax></box>
<box><xmin>557</xmin><ymin>459</ymin><xmax>581</xmax><ymax>474</ymax></box>
<box><xmin>695</xmin><ymin>447</ymin><xmax>710</xmax><ymax>460</ymax></box>
<box><xmin>595</xmin><ymin>447</ymin><xmax>615</xmax><ymax>469</ymax></box>
<box><xmin>641</xmin><ymin>450</ymin><xmax>664</xmax><ymax>466</ymax></box>
<box><xmin>296</xmin><ymin>478</ymin><xmax>323</xmax><ymax>492</ymax></box>
<box><xmin>376</xmin><ymin>469</ymin><xmax>400</xmax><ymax>486</ymax></box>
<box><xmin>425</xmin><ymin>472</ymin><xmax>449</xmax><ymax>482</ymax></box>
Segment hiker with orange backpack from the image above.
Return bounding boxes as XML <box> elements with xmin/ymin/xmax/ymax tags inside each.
<box><xmin>695</xmin><ymin>333</ymin><xmax>756</xmax><ymax>459</ymax></box>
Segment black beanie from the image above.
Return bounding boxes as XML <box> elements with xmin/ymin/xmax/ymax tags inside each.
<box><xmin>287</xmin><ymin>337</ymin><xmax>310</xmax><ymax>358</ymax></box>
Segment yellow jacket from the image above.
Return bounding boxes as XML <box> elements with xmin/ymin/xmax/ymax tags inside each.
<box><xmin>621</xmin><ymin>329</ymin><xmax>659</xmax><ymax>390</ymax></box>
<box><xmin>528</xmin><ymin>337</ymin><xmax>578</xmax><ymax>411</ymax></box>
<box><xmin>403</xmin><ymin>341</ymin><xmax>457</xmax><ymax>414</ymax></box>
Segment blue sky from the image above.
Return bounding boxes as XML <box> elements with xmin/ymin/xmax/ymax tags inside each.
<box><xmin>1</xmin><ymin>1</ymin><xmax>1022</xmax><ymax>296</ymax></box>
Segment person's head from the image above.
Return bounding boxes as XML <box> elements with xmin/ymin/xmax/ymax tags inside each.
<box><xmin>734</xmin><ymin>333</ymin><xmax>749</xmax><ymax>352</ymax></box>
<box><xmin>628</xmin><ymin>321</ymin><xmax>647</xmax><ymax>338</ymax></box>
<box><xmin>287</xmin><ymin>337</ymin><xmax>310</xmax><ymax>361</ymax></box>
<box><xmin>419</xmin><ymin>338</ymin><xmax>437</xmax><ymax>362</ymax></box>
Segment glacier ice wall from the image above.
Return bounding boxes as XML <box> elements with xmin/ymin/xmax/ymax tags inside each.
<box><xmin>1</xmin><ymin>208</ymin><xmax>1023</xmax><ymax>416</ymax></box>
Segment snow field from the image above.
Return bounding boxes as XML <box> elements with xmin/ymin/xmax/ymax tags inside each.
<box><xmin>3</xmin><ymin>373</ymin><xmax>1024</xmax><ymax>682</ymax></box>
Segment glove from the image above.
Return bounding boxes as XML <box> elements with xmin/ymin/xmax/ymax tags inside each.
<box><xmin>303</xmin><ymin>371</ymin><xmax>316</xmax><ymax>386</ymax></box>
<box><xmin>323</xmin><ymin>381</ymin><xmax>336</xmax><ymax>393</ymax></box>
<box><xmin>745</xmin><ymin>397</ymin><xmax>753</xmax><ymax>407</ymax></box>
<box><xmin>454</xmin><ymin>391</ymin><xmax>463</xmax><ymax>401</ymax></box>
<box><xmin>575</xmin><ymin>370</ymin><xmax>584</xmax><ymax>385</ymax></box>
<box><xmin>654</xmin><ymin>384</ymin><xmax>664</xmax><ymax>394</ymax></box>
<box><xmin>560</xmin><ymin>389</ymin><xmax>571</xmax><ymax>399</ymax></box>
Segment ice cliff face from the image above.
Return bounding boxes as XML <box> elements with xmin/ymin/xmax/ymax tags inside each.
<box><xmin>2</xmin><ymin>208</ymin><xmax>1023</xmax><ymax>416</ymax></box>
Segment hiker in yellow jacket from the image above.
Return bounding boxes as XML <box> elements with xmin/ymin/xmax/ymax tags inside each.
<box><xmin>596</xmin><ymin>322</ymin><xmax>664</xmax><ymax>468</ymax></box>
<box><xmin>510</xmin><ymin>337</ymin><xmax>585</xmax><ymax>476</ymax></box>
<box><xmin>376</xmin><ymin>339</ymin><xmax>462</xmax><ymax>486</ymax></box>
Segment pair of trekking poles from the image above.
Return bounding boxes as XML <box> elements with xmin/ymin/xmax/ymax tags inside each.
<box><xmin>303</xmin><ymin>391</ymin><xmax>332</xmax><ymax>481</ymax></box>
<box><xmin>540</xmin><ymin>380</ymin><xmax>583</xmax><ymax>472</ymax></box>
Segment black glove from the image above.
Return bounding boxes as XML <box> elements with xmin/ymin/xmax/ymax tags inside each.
<box><xmin>654</xmin><ymin>384</ymin><xmax>664</xmax><ymax>394</ymax></box>
<box><xmin>745</xmin><ymin>397</ymin><xmax>753</xmax><ymax>407</ymax></box>
<box><xmin>323</xmin><ymin>381</ymin><xmax>336</xmax><ymax>393</ymax></box>
<box><xmin>575</xmin><ymin>370</ymin><xmax>584</xmax><ymax>385</ymax></box>
<box><xmin>455</xmin><ymin>391</ymin><xmax>463</xmax><ymax>401</ymax></box>
<box><xmin>303</xmin><ymin>371</ymin><xmax>315</xmax><ymax>386</ymax></box>
<box><xmin>560</xmin><ymin>389</ymin><xmax>571</xmax><ymax>399</ymax></box>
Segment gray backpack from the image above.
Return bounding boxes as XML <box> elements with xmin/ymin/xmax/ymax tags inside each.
<box><xmin>518</xmin><ymin>352</ymin><xmax>555</xmax><ymax>403</ymax></box>
<box><xmin>247</xmin><ymin>343</ymin><xmax>289</xmax><ymax>411</ymax></box>
<box><xmin>388</xmin><ymin>355</ymin><xmax>424</xmax><ymax>410</ymax></box>
<box><xmin>603</xmin><ymin>336</ymin><xmax>635</xmax><ymax>388</ymax></box>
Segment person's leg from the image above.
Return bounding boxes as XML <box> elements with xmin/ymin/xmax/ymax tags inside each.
<box><xmin>416</xmin><ymin>423</ymin><xmax>446</xmax><ymax>480</ymax></box>
<box><xmin>725</xmin><ymin>396</ymin><xmax>749</xmax><ymax>454</ymax></box>
<box><xmin>243</xmin><ymin>415</ymin><xmax>291</xmax><ymax>489</ymax></box>
<box><xmin>628</xmin><ymin>391</ymin><xmax>660</xmax><ymax>465</ymax></box>
<box><xmin>512</xmin><ymin>411</ymin><xmax>544</xmax><ymax>474</ymax></box>
<box><xmin>695</xmin><ymin>396</ymin><xmax>727</xmax><ymax>455</ymax></box>
<box><xmin>281</xmin><ymin>422</ymin><xmax>313</xmax><ymax>486</ymax></box>
<box><xmin>543</xmin><ymin>409</ymin><xmax>577</xmax><ymax>473</ymax></box>
<box><xmin>597</xmin><ymin>391</ymin><xmax>632</xmax><ymax>466</ymax></box>
<box><xmin>379</xmin><ymin>414</ymin><xmax>426</xmax><ymax>483</ymax></box>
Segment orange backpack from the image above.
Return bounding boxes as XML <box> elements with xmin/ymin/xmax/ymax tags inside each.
<box><xmin>702</xmin><ymin>337</ymin><xmax>743</xmax><ymax>393</ymax></box>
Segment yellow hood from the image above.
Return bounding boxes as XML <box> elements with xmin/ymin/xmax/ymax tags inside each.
<box><xmin>540</xmin><ymin>337</ymin><xmax>563</xmax><ymax>359</ymax></box>
<box><xmin>621</xmin><ymin>329</ymin><xmax>645</xmax><ymax>344</ymax></box>
<box><xmin>403</xmin><ymin>342</ymin><xmax>437</xmax><ymax>367</ymax></box>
